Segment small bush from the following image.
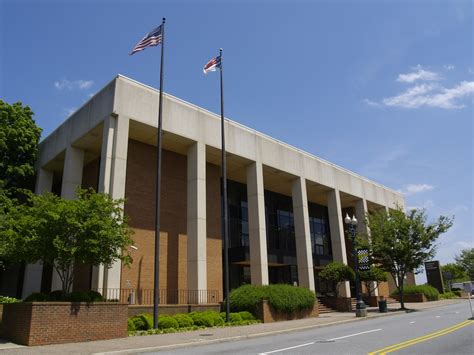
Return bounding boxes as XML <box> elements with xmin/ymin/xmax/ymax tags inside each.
<box><xmin>64</xmin><ymin>291</ymin><xmax>91</xmax><ymax>302</ymax></box>
<box><xmin>453</xmin><ymin>290</ymin><xmax>462</xmax><ymax>297</ymax></box>
<box><xmin>267</xmin><ymin>284</ymin><xmax>315</xmax><ymax>313</ymax></box>
<box><xmin>127</xmin><ymin>318</ymin><xmax>136</xmax><ymax>331</ymax></box>
<box><xmin>440</xmin><ymin>291</ymin><xmax>459</xmax><ymax>299</ymax></box>
<box><xmin>238</xmin><ymin>311</ymin><xmax>256</xmax><ymax>321</ymax></box>
<box><xmin>229</xmin><ymin>284</ymin><xmax>315</xmax><ymax>315</ymax></box>
<box><xmin>24</xmin><ymin>292</ymin><xmax>49</xmax><ymax>302</ymax></box>
<box><xmin>391</xmin><ymin>285</ymin><xmax>440</xmax><ymax>301</ymax></box>
<box><xmin>229</xmin><ymin>312</ymin><xmax>242</xmax><ymax>322</ymax></box>
<box><xmin>130</xmin><ymin>316</ymin><xmax>147</xmax><ymax>331</ymax></box>
<box><xmin>47</xmin><ymin>290</ymin><xmax>66</xmax><ymax>301</ymax></box>
<box><xmin>229</xmin><ymin>284</ymin><xmax>267</xmax><ymax>314</ymax></box>
<box><xmin>158</xmin><ymin>316</ymin><xmax>179</xmax><ymax>329</ymax></box>
<box><xmin>87</xmin><ymin>290</ymin><xmax>104</xmax><ymax>302</ymax></box>
<box><xmin>190</xmin><ymin>311</ymin><xmax>223</xmax><ymax>327</ymax></box>
<box><xmin>129</xmin><ymin>314</ymin><xmax>153</xmax><ymax>330</ymax></box>
<box><xmin>173</xmin><ymin>314</ymin><xmax>194</xmax><ymax>328</ymax></box>
<box><xmin>0</xmin><ymin>295</ymin><xmax>20</xmax><ymax>303</ymax></box>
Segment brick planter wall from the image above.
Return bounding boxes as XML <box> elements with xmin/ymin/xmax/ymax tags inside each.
<box><xmin>2</xmin><ymin>302</ymin><xmax>128</xmax><ymax>346</ymax></box>
<box><xmin>256</xmin><ymin>299</ymin><xmax>319</xmax><ymax>323</ymax></box>
<box><xmin>363</xmin><ymin>296</ymin><xmax>383</xmax><ymax>307</ymax></box>
<box><xmin>393</xmin><ymin>294</ymin><xmax>427</xmax><ymax>303</ymax></box>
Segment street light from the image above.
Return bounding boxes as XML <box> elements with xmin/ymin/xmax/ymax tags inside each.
<box><xmin>345</xmin><ymin>213</ymin><xmax>368</xmax><ymax>317</ymax></box>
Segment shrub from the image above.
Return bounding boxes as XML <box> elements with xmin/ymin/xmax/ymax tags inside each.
<box><xmin>391</xmin><ymin>285</ymin><xmax>440</xmax><ymax>301</ymax></box>
<box><xmin>129</xmin><ymin>314</ymin><xmax>153</xmax><ymax>330</ymax></box>
<box><xmin>229</xmin><ymin>284</ymin><xmax>316</xmax><ymax>315</ymax></box>
<box><xmin>87</xmin><ymin>290</ymin><xmax>104</xmax><ymax>302</ymax></box>
<box><xmin>319</xmin><ymin>262</ymin><xmax>355</xmax><ymax>297</ymax></box>
<box><xmin>127</xmin><ymin>318</ymin><xmax>136</xmax><ymax>331</ymax></box>
<box><xmin>24</xmin><ymin>292</ymin><xmax>49</xmax><ymax>302</ymax></box>
<box><xmin>158</xmin><ymin>316</ymin><xmax>179</xmax><ymax>329</ymax></box>
<box><xmin>0</xmin><ymin>295</ymin><xmax>20</xmax><ymax>303</ymax></box>
<box><xmin>64</xmin><ymin>291</ymin><xmax>91</xmax><ymax>302</ymax></box>
<box><xmin>173</xmin><ymin>314</ymin><xmax>194</xmax><ymax>328</ymax></box>
<box><xmin>47</xmin><ymin>290</ymin><xmax>66</xmax><ymax>301</ymax></box>
<box><xmin>229</xmin><ymin>312</ymin><xmax>242</xmax><ymax>322</ymax></box>
<box><xmin>453</xmin><ymin>290</ymin><xmax>462</xmax><ymax>297</ymax></box>
<box><xmin>190</xmin><ymin>311</ymin><xmax>223</xmax><ymax>327</ymax></box>
<box><xmin>439</xmin><ymin>291</ymin><xmax>459</xmax><ymax>299</ymax></box>
<box><xmin>131</xmin><ymin>316</ymin><xmax>147</xmax><ymax>331</ymax></box>
<box><xmin>238</xmin><ymin>311</ymin><xmax>256</xmax><ymax>321</ymax></box>
<box><xmin>229</xmin><ymin>284</ymin><xmax>267</xmax><ymax>314</ymax></box>
<box><xmin>267</xmin><ymin>284</ymin><xmax>315</xmax><ymax>313</ymax></box>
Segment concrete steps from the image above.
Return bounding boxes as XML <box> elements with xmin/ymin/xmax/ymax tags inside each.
<box><xmin>317</xmin><ymin>298</ymin><xmax>338</xmax><ymax>313</ymax></box>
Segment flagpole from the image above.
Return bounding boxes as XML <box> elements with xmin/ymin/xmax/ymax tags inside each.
<box><xmin>153</xmin><ymin>17</ymin><xmax>165</xmax><ymax>330</ymax></box>
<box><xmin>219</xmin><ymin>48</ymin><xmax>231</xmax><ymax>323</ymax></box>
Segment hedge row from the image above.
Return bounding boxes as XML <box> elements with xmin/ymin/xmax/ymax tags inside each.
<box><xmin>128</xmin><ymin>311</ymin><xmax>257</xmax><ymax>332</ymax></box>
<box><xmin>24</xmin><ymin>290</ymin><xmax>105</xmax><ymax>302</ymax></box>
<box><xmin>439</xmin><ymin>291</ymin><xmax>461</xmax><ymax>299</ymax></box>
<box><xmin>391</xmin><ymin>285</ymin><xmax>440</xmax><ymax>301</ymax></box>
<box><xmin>229</xmin><ymin>284</ymin><xmax>316</xmax><ymax>315</ymax></box>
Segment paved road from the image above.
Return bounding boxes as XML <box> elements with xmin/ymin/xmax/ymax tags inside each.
<box><xmin>147</xmin><ymin>303</ymin><xmax>473</xmax><ymax>355</ymax></box>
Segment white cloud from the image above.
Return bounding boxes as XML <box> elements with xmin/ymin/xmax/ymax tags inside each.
<box><xmin>399</xmin><ymin>183</ymin><xmax>434</xmax><ymax>196</ymax></box>
<box><xmin>363</xmin><ymin>98</ymin><xmax>381</xmax><ymax>107</ymax></box>
<box><xmin>54</xmin><ymin>79</ymin><xmax>94</xmax><ymax>90</ymax></box>
<box><xmin>375</xmin><ymin>81</ymin><xmax>474</xmax><ymax>109</ymax></box>
<box><xmin>406</xmin><ymin>199</ymin><xmax>434</xmax><ymax>211</ymax></box>
<box><xmin>444</xmin><ymin>65</ymin><xmax>455</xmax><ymax>70</ymax></box>
<box><xmin>396</xmin><ymin>67</ymin><xmax>441</xmax><ymax>83</ymax></box>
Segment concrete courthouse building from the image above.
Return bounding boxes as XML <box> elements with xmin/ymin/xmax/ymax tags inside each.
<box><xmin>22</xmin><ymin>75</ymin><xmax>411</xmax><ymax>303</ymax></box>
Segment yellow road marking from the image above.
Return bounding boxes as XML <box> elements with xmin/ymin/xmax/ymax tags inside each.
<box><xmin>368</xmin><ymin>320</ymin><xmax>474</xmax><ymax>355</ymax></box>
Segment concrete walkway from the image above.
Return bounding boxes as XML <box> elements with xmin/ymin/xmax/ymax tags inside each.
<box><xmin>0</xmin><ymin>299</ymin><xmax>468</xmax><ymax>355</ymax></box>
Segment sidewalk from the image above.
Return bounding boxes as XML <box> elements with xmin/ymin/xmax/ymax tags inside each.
<box><xmin>0</xmin><ymin>299</ymin><xmax>467</xmax><ymax>355</ymax></box>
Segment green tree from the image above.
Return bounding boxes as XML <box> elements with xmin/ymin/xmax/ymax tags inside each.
<box><xmin>359</xmin><ymin>266</ymin><xmax>388</xmax><ymax>296</ymax></box>
<box><xmin>363</xmin><ymin>207</ymin><xmax>452</xmax><ymax>309</ymax></box>
<box><xmin>0</xmin><ymin>100</ymin><xmax>42</xmax><ymax>199</ymax></box>
<box><xmin>319</xmin><ymin>261</ymin><xmax>355</xmax><ymax>297</ymax></box>
<box><xmin>455</xmin><ymin>248</ymin><xmax>474</xmax><ymax>280</ymax></box>
<box><xmin>0</xmin><ymin>189</ymin><xmax>133</xmax><ymax>294</ymax></box>
<box><xmin>441</xmin><ymin>263</ymin><xmax>469</xmax><ymax>290</ymax></box>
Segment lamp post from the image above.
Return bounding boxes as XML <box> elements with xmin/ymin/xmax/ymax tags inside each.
<box><xmin>344</xmin><ymin>213</ymin><xmax>368</xmax><ymax>317</ymax></box>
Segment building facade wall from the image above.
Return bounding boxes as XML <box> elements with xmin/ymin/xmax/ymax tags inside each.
<box><xmin>29</xmin><ymin>75</ymin><xmax>408</xmax><ymax>302</ymax></box>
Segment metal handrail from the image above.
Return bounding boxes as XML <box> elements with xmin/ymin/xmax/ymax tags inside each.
<box><xmin>91</xmin><ymin>288</ymin><xmax>220</xmax><ymax>305</ymax></box>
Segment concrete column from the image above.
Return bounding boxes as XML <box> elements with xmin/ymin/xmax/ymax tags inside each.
<box><xmin>246</xmin><ymin>162</ymin><xmax>269</xmax><ymax>285</ymax></box>
<box><xmin>22</xmin><ymin>169</ymin><xmax>54</xmax><ymax>298</ymax></box>
<box><xmin>327</xmin><ymin>189</ymin><xmax>351</xmax><ymax>298</ymax></box>
<box><xmin>50</xmin><ymin>146</ymin><xmax>85</xmax><ymax>291</ymax></box>
<box><xmin>91</xmin><ymin>115</ymin><xmax>129</xmax><ymax>297</ymax></box>
<box><xmin>291</xmin><ymin>177</ymin><xmax>315</xmax><ymax>291</ymax></box>
<box><xmin>61</xmin><ymin>146</ymin><xmax>84</xmax><ymax>200</ymax></box>
<box><xmin>355</xmin><ymin>199</ymin><xmax>378</xmax><ymax>296</ymax></box>
<box><xmin>187</xmin><ymin>141</ymin><xmax>207</xmax><ymax>302</ymax></box>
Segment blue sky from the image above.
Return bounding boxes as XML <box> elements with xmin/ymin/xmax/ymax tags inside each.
<box><xmin>1</xmin><ymin>0</ymin><xmax>472</xmax><ymax>282</ymax></box>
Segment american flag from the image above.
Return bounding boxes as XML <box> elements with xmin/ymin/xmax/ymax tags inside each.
<box><xmin>203</xmin><ymin>55</ymin><xmax>222</xmax><ymax>74</ymax></box>
<box><xmin>130</xmin><ymin>25</ymin><xmax>163</xmax><ymax>55</ymax></box>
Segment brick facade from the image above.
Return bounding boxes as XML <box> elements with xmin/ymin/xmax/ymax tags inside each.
<box><xmin>256</xmin><ymin>300</ymin><xmax>319</xmax><ymax>323</ymax></box>
<box><xmin>121</xmin><ymin>140</ymin><xmax>222</xmax><ymax>300</ymax></box>
<box><xmin>1</xmin><ymin>302</ymin><xmax>127</xmax><ymax>346</ymax></box>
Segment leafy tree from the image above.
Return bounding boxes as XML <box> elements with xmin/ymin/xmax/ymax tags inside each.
<box><xmin>359</xmin><ymin>266</ymin><xmax>388</xmax><ymax>296</ymax></box>
<box><xmin>319</xmin><ymin>261</ymin><xmax>355</xmax><ymax>297</ymax></box>
<box><xmin>454</xmin><ymin>248</ymin><xmax>474</xmax><ymax>280</ymax></box>
<box><xmin>441</xmin><ymin>263</ymin><xmax>469</xmax><ymax>290</ymax></box>
<box><xmin>0</xmin><ymin>100</ymin><xmax>42</xmax><ymax>199</ymax></box>
<box><xmin>362</xmin><ymin>207</ymin><xmax>453</xmax><ymax>309</ymax></box>
<box><xmin>0</xmin><ymin>189</ymin><xmax>133</xmax><ymax>294</ymax></box>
